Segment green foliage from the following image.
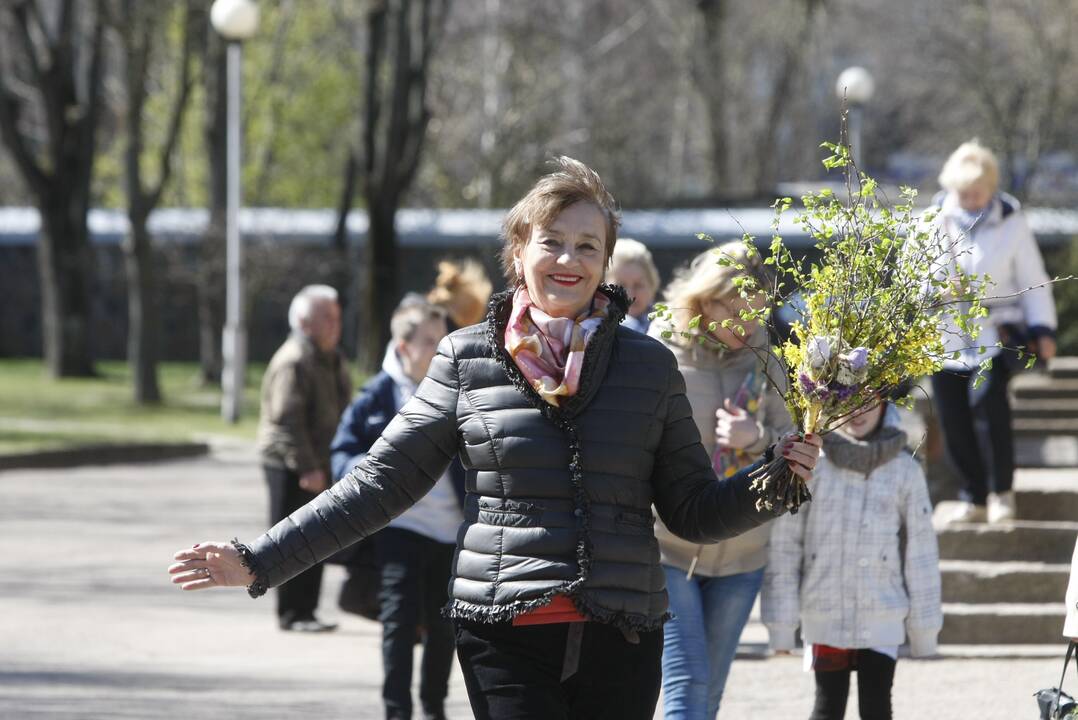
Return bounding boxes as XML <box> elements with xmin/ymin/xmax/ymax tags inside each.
<box><xmin>95</xmin><ymin>3</ymin><xmax>361</xmax><ymax>210</ymax></box>
<box><xmin>239</xmin><ymin>3</ymin><xmax>360</xmax><ymax>208</ymax></box>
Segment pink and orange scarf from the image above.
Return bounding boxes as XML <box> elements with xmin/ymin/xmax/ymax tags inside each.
<box><xmin>504</xmin><ymin>286</ymin><xmax>610</xmax><ymax>407</ymax></box>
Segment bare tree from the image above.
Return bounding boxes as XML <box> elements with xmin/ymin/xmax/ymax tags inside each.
<box><xmin>929</xmin><ymin>0</ymin><xmax>1076</xmax><ymax>197</ymax></box>
<box><xmin>338</xmin><ymin>0</ymin><xmax>452</xmax><ymax>373</ymax></box>
<box><xmin>0</xmin><ymin>0</ymin><xmax>106</xmax><ymax>377</ymax></box>
<box><xmin>108</xmin><ymin>0</ymin><xmax>196</xmax><ymax>403</ymax></box>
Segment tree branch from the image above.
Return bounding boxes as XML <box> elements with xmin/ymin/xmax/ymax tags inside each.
<box><xmin>147</xmin><ymin>1</ymin><xmax>196</xmax><ymax>210</ymax></box>
<box><xmin>361</xmin><ymin>2</ymin><xmax>387</xmax><ymax>202</ymax></box>
<box><xmin>382</xmin><ymin>0</ymin><xmax>413</xmax><ymax>201</ymax></box>
<box><xmin>0</xmin><ymin>81</ymin><xmax>50</xmax><ymax>192</ymax></box>
<box><xmin>11</xmin><ymin>2</ymin><xmax>47</xmax><ymax>89</ymax></box>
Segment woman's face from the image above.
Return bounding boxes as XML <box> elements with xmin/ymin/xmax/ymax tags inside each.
<box><xmin>841</xmin><ymin>400</ymin><xmax>885</xmax><ymax>440</ymax></box>
<box><xmin>613</xmin><ymin>261</ymin><xmax>656</xmax><ymax>318</ymax></box>
<box><xmin>957</xmin><ymin>181</ymin><xmax>993</xmax><ymax>212</ymax></box>
<box><xmin>700</xmin><ymin>293</ymin><xmax>759</xmax><ymax>349</ymax></box>
<box><xmin>516</xmin><ymin>201</ymin><xmax>607</xmax><ymax>318</ymax></box>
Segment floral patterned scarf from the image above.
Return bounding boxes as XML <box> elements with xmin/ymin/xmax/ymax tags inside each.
<box><xmin>504</xmin><ymin>286</ymin><xmax>610</xmax><ymax>406</ymax></box>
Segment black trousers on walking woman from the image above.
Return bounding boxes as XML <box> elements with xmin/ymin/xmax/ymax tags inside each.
<box><xmin>930</xmin><ymin>360</ymin><xmax>1014</xmax><ymax>505</ymax></box>
<box><xmin>453</xmin><ymin>618</ymin><xmax>663</xmax><ymax>720</ymax></box>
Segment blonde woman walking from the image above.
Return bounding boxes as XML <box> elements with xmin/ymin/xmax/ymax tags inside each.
<box><xmin>649</xmin><ymin>243</ymin><xmax>794</xmax><ymax>719</ymax></box>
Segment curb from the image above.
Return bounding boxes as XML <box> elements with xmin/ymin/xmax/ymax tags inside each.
<box><xmin>0</xmin><ymin>442</ymin><xmax>210</xmax><ymax>470</ymax></box>
<box><xmin>735</xmin><ymin>643</ymin><xmax>1069</xmax><ymax>661</ymax></box>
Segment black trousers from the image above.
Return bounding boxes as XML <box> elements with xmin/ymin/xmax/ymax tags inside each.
<box><xmin>930</xmin><ymin>361</ymin><xmax>1014</xmax><ymax>505</ymax></box>
<box><xmin>263</xmin><ymin>465</ymin><xmax>323</xmax><ymax>624</ymax></box>
<box><xmin>453</xmin><ymin>618</ymin><xmax>663</xmax><ymax>720</ymax></box>
<box><xmin>376</xmin><ymin>528</ymin><xmax>457</xmax><ymax>720</ymax></box>
<box><xmin>810</xmin><ymin>650</ymin><xmax>897</xmax><ymax>720</ymax></box>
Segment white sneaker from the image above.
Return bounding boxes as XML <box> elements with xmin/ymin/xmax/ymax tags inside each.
<box><xmin>939</xmin><ymin>501</ymin><xmax>987</xmax><ymax>526</ymax></box>
<box><xmin>988</xmin><ymin>491</ymin><xmax>1017</xmax><ymax>524</ymax></box>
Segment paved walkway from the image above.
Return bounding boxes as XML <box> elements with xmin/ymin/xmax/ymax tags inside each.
<box><xmin>0</xmin><ymin>448</ymin><xmax>1069</xmax><ymax>719</ymax></box>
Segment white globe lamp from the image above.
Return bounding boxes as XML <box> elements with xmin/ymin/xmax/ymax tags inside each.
<box><xmin>210</xmin><ymin>0</ymin><xmax>260</xmax><ymax>41</ymax></box>
<box><xmin>836</xmin><ymin>66</ymin><xmax>875</xmax><ymax>105</ymax></box>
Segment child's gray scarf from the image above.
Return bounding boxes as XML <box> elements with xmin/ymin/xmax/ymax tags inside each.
<box><xmin>822</xmin><ymin>425</ymin><xmax>908</xmax><ymax>475</ymax></box>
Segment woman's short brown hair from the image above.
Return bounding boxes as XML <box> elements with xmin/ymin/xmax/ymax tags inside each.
<box><xmin>500</xmin><ymin>156</ymin><xmax>620</xmax><ymax>286</ymax></box>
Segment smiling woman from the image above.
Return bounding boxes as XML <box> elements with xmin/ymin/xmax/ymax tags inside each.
<box><xmin>168</xmin><ymin>157</ymin><xmax>821</xmax><ymax>720</ymax></box>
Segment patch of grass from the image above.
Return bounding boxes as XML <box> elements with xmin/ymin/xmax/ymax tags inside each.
<box><xmin>0</xmin><ymin>359</ymin><xmax>266</xmax><ymax>454</ymax></box>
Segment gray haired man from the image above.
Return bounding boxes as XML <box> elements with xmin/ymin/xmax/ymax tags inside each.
<box><xmin>256</xmin><ymin>285</ymin><xmax>352</xmax><ymax>631</ymax></box>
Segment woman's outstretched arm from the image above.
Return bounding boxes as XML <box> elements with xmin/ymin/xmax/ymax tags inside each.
<box><xmin>169</xmin><ymin>335</ymin><xmax>462</xmax><ymax>594</ymax></box>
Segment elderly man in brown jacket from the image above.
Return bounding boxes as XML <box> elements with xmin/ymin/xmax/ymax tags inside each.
<box><xmin>257</xmin><ymin>284</ymin><xmax>352</xmax><ymax>632</ymax></box>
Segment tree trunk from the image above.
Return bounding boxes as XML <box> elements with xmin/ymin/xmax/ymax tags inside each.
<box><xmin>752</xmin><ymin>0</ymin><xmax>825</xmax><ymax>194</ymax></box>
<box><xmin>197</xmin><ymin>23</ymin><xmax>228</xmax><ymax>385</ymax></box>
<box><xmin>332</xmin><ymin>151</ymin><xmax>359</xmax><ymax>355</ymax></box>
<box><xmin>37</xmin><ymin>198</ymin><xmax>96</xmax><ymax>378</ymax></box>
<box><xmin>358</xmin><ymin>201</ymin><xmax>399</xmax><ymax>373</ymax></box>
<box><xmin>196</xmin><ymin>224</ymin><xmax>224</xmax><ymax>384</ymax></box>
<box><xmin>692</xmin><ymin>0</ymin><xmax>729</xmax><ymax>195</ymax></box>
<box><xmin>124</xmin><ymin>215</ymin><xmax>161</xmax><ymax>403</ymax></box>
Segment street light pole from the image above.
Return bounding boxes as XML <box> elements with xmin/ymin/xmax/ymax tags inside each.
<box><xmin>211</xmin><ymin>0</ymin><xmax>259</xmax><ymax>423</ymax></box>
<box><xmin>835</xmin><ymin>66</ymin><xmax>875</xmax><ymax>170</ymax></box>
<box><xmin>221</xmin><ymin>40</ymin><xmax>245</xmax><ymax>423</ymax></box>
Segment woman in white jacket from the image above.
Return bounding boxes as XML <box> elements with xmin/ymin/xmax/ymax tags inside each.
<box><xmin>763</xmin><ymin>399</ymin><xmax>942</xmax><ymax>720</ymax></box>
<box><xmin>930</xmin><ymin>141</ymin><xmax>1058</xmax><ymax>525</ymax></box>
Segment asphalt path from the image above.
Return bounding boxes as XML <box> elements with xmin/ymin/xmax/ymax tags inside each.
<box><xmin>0</xmin><ymin>448</ymin><xmax>1065</xmax><ymax>719</ymax></box>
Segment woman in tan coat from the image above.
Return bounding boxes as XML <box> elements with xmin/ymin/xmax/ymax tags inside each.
<box><xmin>649</xmin><ymin>243</ymin><xmax>794</xmax><ymax>719</ymax></box>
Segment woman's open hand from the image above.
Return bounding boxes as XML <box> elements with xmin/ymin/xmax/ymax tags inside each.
<box><xmin>715</xmin><ymin>399</ymin><xmax>761</xmax><ymax>450</ymax></box>
<box><xmin>779</xmin><ymin>433</ymin><xmax>822</xmax><ymax>482</ymax></box>
<box><xmin>168</xmin><ymin>542</ymin><xmax>254</xmax><ymax>591</ymax></box>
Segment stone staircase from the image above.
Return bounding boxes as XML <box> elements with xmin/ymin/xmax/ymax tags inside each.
<box><xmin>936</xmin><ymin>358</ymin><xmax>1078</xmax><ymax>648</ymax></box>
<box><xmin>1013</xmin><ymin>358</ymin><xmax>1078</xmax><ymax>467</ymax></box>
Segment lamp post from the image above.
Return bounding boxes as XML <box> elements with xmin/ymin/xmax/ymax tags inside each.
<box><xmin>211</xmin><ymin>0</ymin><xmax>259</xmax><ymax>423</ymax></box>
<box><xmin>835</xmin><ymin>66</ymin><xmax>875</xmax><ymax>169</ymax></box>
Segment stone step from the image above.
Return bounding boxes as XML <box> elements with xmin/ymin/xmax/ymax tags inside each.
<box><xmin>934</xmin><ymin>520</ymin><xmax>1078</xmax><ymax>564</ymax></box>
<box><xmin>940</xmin><ymin>560</ymin><xmax>1070</xmax><ymax>604</ymax></box>
<box><xmin>1013</xmin><ymin>418</ymin><xmax>1078</xmax><ymax>437</ymax></box>
<box><xmin>1049</xmin><ymin>357</ymin><xmax>1078</xmax><ymax>380</ymax></box>
<box><xmin>1012</xmin><ymin>398</ymin><xmax>1078</xmax><ymax>420</ymax></box>
<box><xmin>1015</xmin><ymin>467</ymin><xmax>1078</xmax><ymax>490</ymax></box>
<box><xmin>940</xmin><ymin>603</ymin><xmax>1067</xmax><ymax>644</ymax></box>
<box><xmin>1015</xmin><ymin>436</ymin><xmax>1078</xmax><ymax>467</ymax></box>
<box><xmin>1012</xmin><ymin>377</ymin><xmax>1078</xmax><ymax>400</ymax></box>
<box><xmin>1015</xmin><ymin>489</ymin><xmax>1078</xmax><ymax>522</ymax></box>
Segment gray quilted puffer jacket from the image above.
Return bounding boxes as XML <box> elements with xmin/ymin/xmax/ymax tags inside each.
<box><xmin>240</xmin><ymin>286</ymin><xmax>783</xmax><ymax>632</ymax></box>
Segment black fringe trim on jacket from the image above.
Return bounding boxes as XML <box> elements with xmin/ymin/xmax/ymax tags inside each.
<box><xmin>232</xmin><ymin>538</ymin><xmax>270</xmax><ymax>599</ymax></box>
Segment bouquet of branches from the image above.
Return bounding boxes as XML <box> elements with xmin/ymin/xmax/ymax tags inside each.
<box><xmin>655</xmin><ymin>136</ymin><xmax>1006</xmax><ymax>514</ymax></box>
